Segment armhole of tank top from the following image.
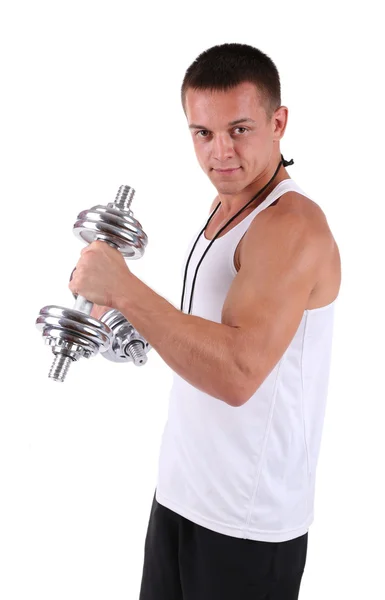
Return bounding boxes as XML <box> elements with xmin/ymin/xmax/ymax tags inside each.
<box><xmin>228</xmin><ymin>225</ymin><xmax>251</xmax><ymax>277</ymax></box>
<box><xmin>229</xmin><ymin>241</ymin><xmax>239</xmax><ymax>277</ymax></box>
<box><xmin>226</xmin><ymin>191</ymin><xmax>289</xmax><ymax>277</ymax></box>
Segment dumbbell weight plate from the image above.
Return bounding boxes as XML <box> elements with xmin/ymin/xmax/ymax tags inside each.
<box><xmin>73</xmin><ymin>205</ymin><xmax>148</xmax><ymax>258</ymax></box>
<box><xmin>36</xmin><ymin>305</ymin><xmax>111</xmax><ymax>356</ymax></box>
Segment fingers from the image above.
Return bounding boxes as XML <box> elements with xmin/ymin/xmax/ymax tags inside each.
<box><xmin>90</xmin><ymin>304</ymin><xmax>111</xmax><ymax>320</ymax></box>
<box><xmin>81</xmin><ymin>240</ymin><xmax>104</xmax><ymax>255</ymax></box>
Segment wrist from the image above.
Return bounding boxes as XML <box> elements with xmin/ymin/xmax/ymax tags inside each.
<box><xmin>114</xmin><ymin>271</ymin><xmax>135</xmax><ymax>314</ymax></box>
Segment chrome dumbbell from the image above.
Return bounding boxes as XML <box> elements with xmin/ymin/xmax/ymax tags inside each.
<box><xmin>36</xmin><ymin>185</ymin><xmax>150</xmax><ymax>382</ymax></box>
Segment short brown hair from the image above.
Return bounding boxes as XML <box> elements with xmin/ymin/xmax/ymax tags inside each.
<box><xmin>181</xmin><ymin>43</ymin><xmax>281</xmax><ymax>120</ymax></box>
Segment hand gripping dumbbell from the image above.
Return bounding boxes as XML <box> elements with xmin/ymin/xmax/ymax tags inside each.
<box><xmin>36</xmin><ymin>185</ymin><xmax>151</xmax><ymax>382</ymax></box>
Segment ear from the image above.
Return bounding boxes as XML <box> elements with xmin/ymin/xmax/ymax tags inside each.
<box><xmin>272</xmin><ymin>105</ymin><xmax>288</xmax><ymax>140</ymax></box>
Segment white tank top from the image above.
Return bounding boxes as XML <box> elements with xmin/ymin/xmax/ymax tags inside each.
<box><xmin>155</xmin><ymin>179</ymin><xmax>337</xmax><ymax>542</ymax></box>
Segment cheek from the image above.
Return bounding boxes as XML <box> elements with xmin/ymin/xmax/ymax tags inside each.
<box><xmin>239</xmin><ymin>140</ymin><xmax>259</xmax><ymax>163</ymax></box>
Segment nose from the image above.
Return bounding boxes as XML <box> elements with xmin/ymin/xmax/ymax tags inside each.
<box><xmin>211</xmin><ymin>133</ymin><xmax>235</xmax><ymax>162</ymax></box>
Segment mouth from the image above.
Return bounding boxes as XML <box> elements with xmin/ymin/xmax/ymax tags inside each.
<box><xmin>213</xmin><ymin>167</ymin><xmax>241</xmax><ymax>174</ymax></box>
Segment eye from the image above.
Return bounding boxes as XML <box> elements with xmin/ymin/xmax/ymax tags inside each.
<box><xmin>196</xmin><ymin>130</ymin><xmax>210</xmax><ymax>138</ymax></box>
<box><xmin>234</xmin><ymin>127</ymin><xmax>247</xmax><ymax>134</ymax></box>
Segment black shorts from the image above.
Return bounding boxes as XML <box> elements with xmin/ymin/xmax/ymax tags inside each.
<box><xmin>139</xmin><ymin>491</ymin><xmax>308</xmax><ymax>600</ymax></box>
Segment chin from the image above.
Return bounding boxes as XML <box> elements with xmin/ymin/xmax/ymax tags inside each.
<box><xmin>216</xmin><ymin>183</ymin><xmax>243</xmax><ymax>194</ymax></box>
<box><xmin>210</xmin><ymin>172</ymin><xmax>245</xmax><ymax>191</ymax></box>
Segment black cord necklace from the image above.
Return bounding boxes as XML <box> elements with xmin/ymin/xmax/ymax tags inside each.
<box><xmin>180</xmin><ymin>154</ymin><xmax>294</xmax><ymax>315</ymax></box>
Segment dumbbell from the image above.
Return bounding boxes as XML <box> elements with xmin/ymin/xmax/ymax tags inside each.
<box><xmin>36</xmin><ymin>185</ymin><xmax>151</xmax><ymax>382</ymax></box>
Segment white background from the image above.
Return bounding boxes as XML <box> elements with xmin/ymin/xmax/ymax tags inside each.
<box><xmin>0</xmin><ymin>1</ymin><xmax>383</xmax><ymax>598</ymax></box>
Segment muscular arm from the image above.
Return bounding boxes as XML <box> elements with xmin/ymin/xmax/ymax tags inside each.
<box><xmin>113</xmin><ymin>206</ymin><xmax>326</xmax><ymax>407</ymax></box>
<box><xmin>87</xmin><ymin>199</ymin><xmax>326</xmax><ymax>408</ymax></box>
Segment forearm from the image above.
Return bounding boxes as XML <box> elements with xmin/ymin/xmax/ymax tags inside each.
<box><xmin>114</xmin><ymin>272</ymin><xmax>248</xmax><ymax>406</ymax></box>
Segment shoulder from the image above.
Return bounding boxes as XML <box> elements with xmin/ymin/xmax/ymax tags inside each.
<box><xmin>269</xmin><ymin>189</ymin><xmax>328</xmax><ymax>224</ymax></box>
<box><xmin>241</xmin><ymin>191</ymin><xmax>334</xmax><ymax>276</ymax></box>
<box><xmin>253</xmin><ymin>190</ymin><xmax>332</xmax><ymax>246</ymax></box>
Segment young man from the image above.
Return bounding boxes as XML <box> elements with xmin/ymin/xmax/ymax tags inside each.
<box><xmin>70</xmin><ymin>43</ymin><xmax>341</xmax><ymax>599</ymax></box>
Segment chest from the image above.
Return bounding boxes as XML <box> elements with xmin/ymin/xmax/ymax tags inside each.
<box><xmin>204</xmin><ymin>213</ymin><xmax>249</xmax><ymax>272</ymax></box>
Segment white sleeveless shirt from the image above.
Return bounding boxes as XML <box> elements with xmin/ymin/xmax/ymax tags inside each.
<box><xmin>155</xmin><ymin>179</ymin><xmax>337</xmax><ymax>542</ymax></box>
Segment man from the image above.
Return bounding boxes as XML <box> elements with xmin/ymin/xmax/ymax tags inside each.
<box><xmin>70</xmin><ymin>43</ymin><xmax>341</xmax><ymax>599</ymax></box>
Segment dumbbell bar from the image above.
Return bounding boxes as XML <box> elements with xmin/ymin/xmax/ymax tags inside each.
<box><xmin>36</xmin><ymin>185</ymin><xmax>151</xmax><ymax>382</ymax></box>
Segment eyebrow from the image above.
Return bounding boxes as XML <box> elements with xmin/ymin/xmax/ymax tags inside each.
<box><xmin>188</xmin><ymin>117</ymin><xmax>257</xmax><ymax>130</ymax></box>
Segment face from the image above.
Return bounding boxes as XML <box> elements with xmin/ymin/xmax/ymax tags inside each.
<box><xmin>184</xmin><ymin>82</ymin><xmax>287</xmax><ymax>196</ymax></box>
